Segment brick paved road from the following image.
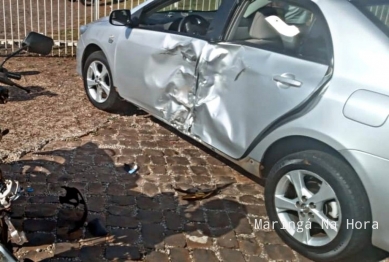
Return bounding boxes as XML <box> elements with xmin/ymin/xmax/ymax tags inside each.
<box><xmin>2</xmin><ymin>113</ymin><xmax>311</xmax><ymax>261</ymax></box>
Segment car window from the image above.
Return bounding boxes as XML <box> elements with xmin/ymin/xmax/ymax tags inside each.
<box><xmin>228</xmin><ymin>0</ymin><xmax>331</xmax><ymax>65</ymax></box>
<box><xmin>351</xmin><ymin>0</ymin><xmax>389</xmax><ymax>38</ymax></box>
<box><xmin>138</xmin><ymin>0</ymin><xmax>223</xmax><ymax>36</ymax></box>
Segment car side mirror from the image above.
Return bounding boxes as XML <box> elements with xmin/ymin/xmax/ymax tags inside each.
<box><xmin>22</xmin><ymin>32</ymin><xmax>54</xmax><ymax>55</ymax></box>
<box><xmin>109</xmin><ymin>9</ymin><xmax>138</xmax><ymax>27</ymax></box>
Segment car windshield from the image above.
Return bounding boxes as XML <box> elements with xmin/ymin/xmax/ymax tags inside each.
<box><xmin>351</xmin><ymin>0</ymin><xmax>389</xmax><ymax>37</ymax></box>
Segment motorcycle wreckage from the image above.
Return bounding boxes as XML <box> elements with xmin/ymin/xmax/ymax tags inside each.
<box><xmin>0</xmin><ymin>32</ymin><xmax>88</xmax><ymax>261</ymax></box>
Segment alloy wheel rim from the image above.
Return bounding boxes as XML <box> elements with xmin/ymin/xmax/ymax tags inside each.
<box><xmin>274</xmin><ymin>170</ymin><xmax>341</xmax><ymax>247</ymax></box>
<box><xmin>86</xmin><ymin>61</ymin><xmax>111</xmax><ymax>103</ymax></box>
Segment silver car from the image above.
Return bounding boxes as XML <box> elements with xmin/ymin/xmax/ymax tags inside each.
<box><xmin>76</xmin><ymin>0</ymin><xmax>389</xmax><ymax>260</ymax></box>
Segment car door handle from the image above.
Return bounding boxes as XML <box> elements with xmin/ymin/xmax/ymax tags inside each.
<box><xmin>273</xmin><ymin>74</ymin><xmax>302</xmax><ymax>88</ymax></box>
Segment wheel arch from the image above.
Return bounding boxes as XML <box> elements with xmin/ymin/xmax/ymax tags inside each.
<box><xmin>260</xmin><ymin>135</ymin><xmax>352</xmax><ymax>177</ymax></box>
<box><xmin>81</xmin><ymin>44</ymin><xmax>103</xmax><ymax>73</ymax></box>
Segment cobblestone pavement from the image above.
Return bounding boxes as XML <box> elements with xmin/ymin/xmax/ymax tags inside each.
<box><xmin>2</xmin><ymin>113</ymin><xmax>312</xmax><ymax>262</ymax></box>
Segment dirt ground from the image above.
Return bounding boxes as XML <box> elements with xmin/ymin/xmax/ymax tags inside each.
<box><xmin>0</xmin><ymin>57</ymin><xmax>114</xmax><ymax>162</ymax></box>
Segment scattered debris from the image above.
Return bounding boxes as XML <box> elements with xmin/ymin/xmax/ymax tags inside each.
<box><xmin>124</xmin><ymin>163</ymin><xmax>139</xmax><ymax>174</ymax></box>
<box><xmin>87</xmin><ymin>218</ymin><xmax>108</xmax><ymax>237</ymax></box>
<box><xmin>174</xmin><ymin>182</ymin><xmax>233</xmax><ymax>201</ymax></box>
<box><xmin>59</xmin><ymin>187</ymin><xmax>88</xmax><ymax>234</ymax></box>
<box><xmin>187</xmin><ymin>235</ymin><xmax>208</xmax><ymax>244</ymax></box>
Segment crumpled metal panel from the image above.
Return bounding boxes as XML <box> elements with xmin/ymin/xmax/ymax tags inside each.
<box><xmin>191</xmin><ymin>43</ymin><xmax>328</xmax><ymax>159</ymax></box>
<box><xmin>115</xmin><ymin>31</ymin><xmax>206</xmax><ymax>132</ymax></box>
<box><xmin>149</xmin><ymin>35</ymin><xmax>204</xmax><ymax>131</ymax></box>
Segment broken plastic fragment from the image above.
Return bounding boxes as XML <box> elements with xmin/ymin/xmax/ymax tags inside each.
<box><xmin>26</xmin><ymin>187</ymin><xmax>34</xmax><ymax>193</ymax></box>
<box><xmin>124</xmin><ymin>163</ymin><xmax>139</xmax><ymax>174</ymax></box>
<box><xmin>173</xmin><ymin>182</ymin><xmax>233</xmax><ymax>201</ymax></box>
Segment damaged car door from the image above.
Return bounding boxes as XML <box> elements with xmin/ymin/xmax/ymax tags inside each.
<box><xmin>114</xmin><ymin>0</ymin><xmax>234</xmax><ymax>131</ymax></box>
<box><xmin>191</xmin><ymin>0</ymin><xmax>333</xmax><ymax>159</ymax></box>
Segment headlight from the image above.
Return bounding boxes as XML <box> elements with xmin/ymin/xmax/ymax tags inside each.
<box><xmin>80</xmin><ymin>25</ymin><xmax>88</xmax><ymax>35</ymax></box>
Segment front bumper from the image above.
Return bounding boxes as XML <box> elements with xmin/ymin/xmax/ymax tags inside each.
<box><xmin>76</xmin><ymin>38</ymin><xmax>85</xmax><ymax>76</ymax></box>
<box><xmin>340</xmin><ymin>149</ymin><xmax>389</xmax><ymax>252</ymax></box>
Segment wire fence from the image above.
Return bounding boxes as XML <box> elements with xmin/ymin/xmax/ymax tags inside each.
<box><xmin>0</xmin><ymin>0</ymin><xmax>137</xmax><ymax>56</ymax></box>
<box><xmin>1</xmin><ymin>1</ymin><xmax>387</xmax><ymax>56</ymax></box>
<box><xmin>0</xmin><ymin>0</ymin><xmax>221</xmax><ymax>56</ymax></box>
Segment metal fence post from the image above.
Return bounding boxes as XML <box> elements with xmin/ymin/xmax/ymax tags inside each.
<box><xmin>95</xmin><ymin>0</ymin><xmax>100</xmax><ymax>20</ymax></box>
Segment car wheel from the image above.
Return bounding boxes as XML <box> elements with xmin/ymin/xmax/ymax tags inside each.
<box><xmin>83</xmin><ymin>51</ymin><xmax>125</xmax><ymax>113</ymax></box>
<box><xmin>264</xmin><ymin>150</ymin><xmax>387</xmax><ymax>261</ymax></box>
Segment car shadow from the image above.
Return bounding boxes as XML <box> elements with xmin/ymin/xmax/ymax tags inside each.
<box><xmin>3</xmin><ymin>139</ymin><xmax>259</xmax><ymax>261</ymax></box>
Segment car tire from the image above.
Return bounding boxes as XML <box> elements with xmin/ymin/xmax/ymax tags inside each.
<box><xmin>264</xmin><ymin>150</ymin><xmax>388</xmax><ymax>262</ymax></box>
<box><xmin>83</xmin><ymin>51</ymin><xmax>127</xmax><ymax>113</ymax></box>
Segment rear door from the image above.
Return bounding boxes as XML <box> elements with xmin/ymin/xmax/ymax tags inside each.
<box><xmin>191</xmin><ymin>0</ymin><xmax>333</xmax><ymax>159</ymax></box>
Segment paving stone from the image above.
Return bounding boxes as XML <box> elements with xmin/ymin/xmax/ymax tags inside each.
<box><xmin>166</xmin><ymin>157</ymin><xmax>190</xmax><ymax>166</ymax></box>
<box><xmin>202</xmin><ymin>199</ymin><xmax>225</xmax><ymax>211</ymax></box>
<box><xmin>159</xmin><ymin>193</ymin><xmax>177</xmax><ymax>210</ymax></box>
<box><xmin>165</xmin><ymin>232</ymin><xmax>186</xmax><ymax>248</ymax></box>
<box><xmin>87</xmin><ymin>196</ymin><xmax>106</xmax><ymax>212</ymax></box>
<box><xmin>107</xmin><ymin>184</ymin><xmax>126</xmax><ymax>196</ymax></box>
<box><xmin>110</xmin><ymin>229</ymin><xmax>139</xmax><ymax>244</ymax></box>
<box><xmin>246</xmin><ymin>205</ymin><xmax>267</xmax><ymax>217</ymax></box>
<box><xmin>150</xmin><ymin>156</ymin><xmax>166</xmax><ymax>165</ymax></box>
<box><xmin>137</xmin><ymin>210</ymin><xmax>163</xmax><ymax>224</ymax></box>
<box><xmin>25</xmin><ymin>204</ymin><xmax>57</xmax><ymax>218</ymax></box>
<box><xmin>137</xmin><ymin>196</ymin><xmax>159</xmax><ymax>209</ymax></box>
<box><xmin>239</xmin><ymin>195</ymin><xmax>263</xmax><ymax>205</ymax></box>
<box><xmin>247</xmin><ymin>256</ymin><xmax>268</xmax><ymax>262</ymax></box>
<box><xmin>143</xmin><ymin>182</ymin><xmax>159</xmax><ymax>196</ymax></box>
<box><xmin>164</xmin><ymin>211</ymin><xmax>182</xmax><ymax>230</ymax></box>
<box><xmin>149</xmin><ymin>165</ymin><xmax>166</xmax><ymax>175</ymax></box>
<box><xmin>10</xmin><ymin>205</ymin><xmax>25</xmax><ymax>218</ymax></box>
<box><xmin>170</xmin><ymin>248</ymin><xmax>191</xmax><ymax>262</ymax></box>
<box><xmin>110</xmin><ymin>195</ymin><xmax>136</xmax><ymax>206</ymax></box>
<box><xmin>144</xmin><ymin>149</ymin><xmax>164</xmax><ymax>156</ymax></box>
<box><xmin>216</xmin><ymin>230</ymin><xmax>238</xmax><ymax>248</ymax></box>
<box><xmin>190</xmin><ymin>158</ymin><xmax>207</xmax><ymax>166</ymax></box>
<box><xmin>264</xmin><ymin>244</ymin><xmax>296</xmax><ymax>261</ymax></box>
<box><xmin>88</xmin><ymin>183</ymin><xmax>105</xmax><ymax>194</ymax></box>
<box><xmin>108</xmin><ymin>206</ymin><xmax>133</xmax><ymax>216</ymax></box>
<box><xmin>192</xmin><ymin>175</ymin><xmax>212</xmax><ymax>184</ymax></box>
<box><xmin>107</xmin><ymin>215</ymin><xmax>138</xmax><ymax>228</ymax></box>
<box><xmin>206</xmin><ymin>211</ymin><xmax>230</xmax><ymax>228</ymax></box>
<box><xmin>144</xmin><ymin>251</ymin><xmax>169</xmax><ymax>262</ymax></box>
<box><xmin>190</xmin><ymin>166</ymin><xmax>208</xmax><ymax>175</ymax></box>
<box><xmin>142</xmin><ymin>224</ymin><xmax>165</xmax><ymax>249</ymax></box>
<box><xmin>238</xmin><ymin>237</ymin><xmax>262</xmax><ymax>255</ymax></box>
<box><xmin>228</xmin><ymin>213</ymin><xmax>253</xmax><ymax>234</ymax></box>
<box><xmin>219</xmin><ymin>249</ymin><xmax>246</xmax><ymax>262</ymax></box>
<box><xmin>192</xmin><ymin>249</ymin><xmax>219</xmax><ymax>262</ymax></box>
<box><xmin>255</xmin><ymin>230</ymin><xmax>284</xmax><ymax>245</ymax></box>
<box><xmin>24</xmin><ymin>219</ymin><xmax>56</xmax><ymax>232</ymax></box>
<box><xmin>80</xmin><ymin>246</ymin><xmax>105</xmax><ymax>261</ymax></box>
<box><xmin>236</xmin><ymin>184</ymin><xmax>263</xmax><ymax>195</ymax></box>
<box><xmin>28</xmin><ymin>195</ymin><xmax>59</xmax><ymax>204</ymax></box>
<box><xmin>181</xmin><ymin>207</ymin><xmax>205</xmax><ymax>223</ymax></box>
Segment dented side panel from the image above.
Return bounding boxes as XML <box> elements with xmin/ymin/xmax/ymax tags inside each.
<box><xmin>114</xmin><ymin>29</ymin><xmax>207</xmax><ymax>130</ymax></box>
<box><xmin>191</xmin><ymin>43</ymin><xmax>329</xmax><ymax>159</ymax></box>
